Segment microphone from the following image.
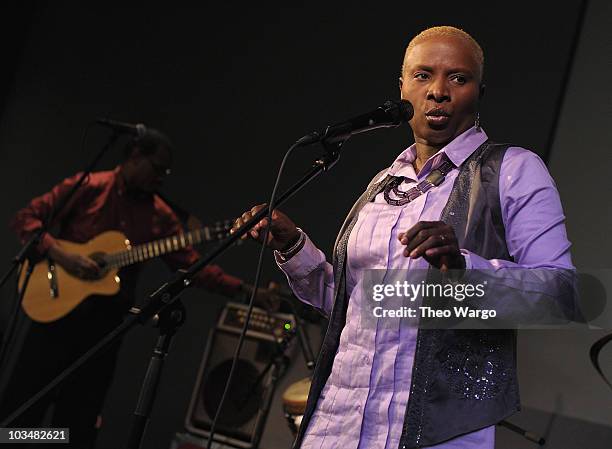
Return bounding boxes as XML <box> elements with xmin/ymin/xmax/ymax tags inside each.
<box><xmin>298</xmin><ymin>99</ymin><xmax>413</xmax><ymax>146</ymax></box>
<box><xmin>96</xmin><ymin>118</ymin><xmax>147</xmax><ymax>137</ymax></box>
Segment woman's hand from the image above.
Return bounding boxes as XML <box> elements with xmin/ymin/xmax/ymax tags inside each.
<box><xmin>398</xmin><ymin>221</ymin><xmax>466</xmax><ymax>271</ymax></box>
<box><xmin>231</xmin><ymin>204</ymin><xmax>301</xmax><ymax>251</ymax></box>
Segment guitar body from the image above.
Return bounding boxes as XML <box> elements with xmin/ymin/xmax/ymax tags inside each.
<box><xmin>16</xmin><ymin>219</ymin><xmax>232</xmax><ymax>323</ymax></box>
<box><xmin>19</xmin><ymin>231</ymin><xmax>129</xmax><ymax>323</ymax></box>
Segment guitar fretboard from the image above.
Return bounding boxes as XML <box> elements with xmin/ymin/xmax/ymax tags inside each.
<box><xmin>103</xmin><ymin>222</ymin><xmax>231</xmax><ymax>269</ymax></box>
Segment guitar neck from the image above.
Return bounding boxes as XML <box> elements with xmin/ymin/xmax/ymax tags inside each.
<box><xmin>106</xmin><ymin>222</ymin><xmax>231</xmax><ymax>269</ymax></box>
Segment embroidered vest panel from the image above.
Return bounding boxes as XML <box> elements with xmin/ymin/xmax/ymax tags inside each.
<box><xmin>399</xmin><ymin>142</ymin><xmax>519</xmax><ymax>448</ymax></box>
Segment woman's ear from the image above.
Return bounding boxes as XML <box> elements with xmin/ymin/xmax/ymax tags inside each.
<box><xmin>479</xmin><ymin>83</ymin><xmax>486</xmax><ymax>100</ymax></box>
<box><xmin>399</xmin><ymin>77</ymin><xmax>404</xmax><ymax>98</ymax></box>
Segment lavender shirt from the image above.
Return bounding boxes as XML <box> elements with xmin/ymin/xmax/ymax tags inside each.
<box><xmin>278</xmin><ymin>127</ymin><xmax>573</xmax><ymax>449</ymax></box>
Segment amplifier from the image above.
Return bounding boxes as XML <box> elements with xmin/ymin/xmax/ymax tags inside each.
<box><xmin>184</xmin><ymin>302</ymin><xmax>296</xmax><ymax>449</ymax></box>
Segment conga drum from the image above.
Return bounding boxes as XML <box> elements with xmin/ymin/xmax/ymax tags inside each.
<box><xmin>282</xmin><ymin>377</ymin><xmax>311</xmax><ymax>436</ymax></box>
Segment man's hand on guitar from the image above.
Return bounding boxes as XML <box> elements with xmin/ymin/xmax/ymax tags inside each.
<box><xmin>48</xmin><ymin>244</ymin><xmax>101</xmax><ymax>279</ymax></box>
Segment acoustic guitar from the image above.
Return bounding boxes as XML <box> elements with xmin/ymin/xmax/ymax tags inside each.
<box><xmin>18</xmin><ymin>220</ymin><xmax>233</xmax><ymax>323</ymax></box>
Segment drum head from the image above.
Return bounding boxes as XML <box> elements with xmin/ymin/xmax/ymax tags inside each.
<box><xmin>282</xmin><ymin>377</ymin><xmax>311</xmax><ymax>415</ymax></box>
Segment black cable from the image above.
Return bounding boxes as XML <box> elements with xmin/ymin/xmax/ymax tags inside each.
<box><xmin>206</xmin><ymin>141</ymin><xmax>302</xmax><ymax>449</ymax></box>
<box><xmin>590</xmin><ymin>332</ymin><xmax>612</xmax><ymax>390</ymax></box>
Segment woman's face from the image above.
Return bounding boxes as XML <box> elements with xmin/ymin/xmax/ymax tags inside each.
<box><xmin>400</xmin><ymin>35</ymin><xmax>482</xmax><ymax>147</ymax></box>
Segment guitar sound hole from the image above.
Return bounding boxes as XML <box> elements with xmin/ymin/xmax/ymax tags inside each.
<box><xmin>89</xmin><ymin>252</ymin><xmax>110</xmax><ymax>280</ymax></box>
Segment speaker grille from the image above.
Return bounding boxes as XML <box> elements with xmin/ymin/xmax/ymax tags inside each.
<box><xmin>185</xmin><ymin>303</ymin><xmax>296</xmax><ymax>448</ymax></box>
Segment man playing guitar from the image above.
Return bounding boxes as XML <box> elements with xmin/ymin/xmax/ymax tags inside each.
<box><xmin>4</xmin><ymin>129</ymin><xmax>274</xmax><ymax>448</ymax></box>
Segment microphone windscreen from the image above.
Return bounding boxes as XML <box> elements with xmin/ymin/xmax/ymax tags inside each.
<box><xmin>397</xmin><ymin>99</ymin><xmax>414</xmax><ymax>123</ymax></box>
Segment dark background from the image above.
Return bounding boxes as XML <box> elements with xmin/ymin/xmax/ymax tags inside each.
<box><xmin>0</xmin><ymin>1</ymin><xmax>610</xmax><ymax>448</ymax></box>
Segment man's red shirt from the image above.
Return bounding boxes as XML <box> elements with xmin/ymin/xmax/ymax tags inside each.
<box><xmin>10</xmin><ymin>167</ymin><xmax>242</xmax><ymax>299</ymax></box>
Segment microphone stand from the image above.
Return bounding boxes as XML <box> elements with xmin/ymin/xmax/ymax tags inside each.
<box><xmin>248</xmin><ymin>329</ymin><xmax>295</xmax><ymax>449</ymax></box>
<box><xmin>0</xmin><ymin>130</ymin><xmax>120</xmax><ymax>392</ymax></box>
<box><xmin>237</xmin><ymin>329</ymin><xmax>295</xmax><ymax>416</ymax></box>
<box><xmin>0</xmin><ymin>142</ymin><xmax>342</xmax><ymax>446</ymax></box>
<box><xmin>127</xmin><ymin>300</ymin><xmax>186</xmax><ymax>449</ymax></box>
<box><xmin>0</xmin><ymin>131</ymin><xmax>119</xmax><ymax>289</ymax></box>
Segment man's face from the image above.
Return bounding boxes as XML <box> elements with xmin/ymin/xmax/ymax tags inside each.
<box><xmin>400</xmin><ymin>35</ymin><xmax>482</xmax><ymax>146</ymax></box>
<box><xmin>128</xmin><ymin>146</ymin><xmax>172</xmax><ymax>193</ymax></box>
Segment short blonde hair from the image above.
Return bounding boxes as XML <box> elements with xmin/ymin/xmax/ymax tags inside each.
<box><xmin>402</xmin><ymin>26</ymin><xmax>484</xmax><ymax>81</ymax></box>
